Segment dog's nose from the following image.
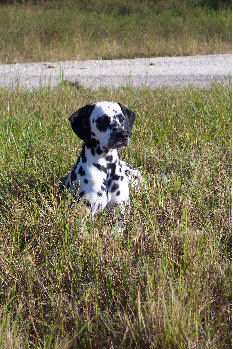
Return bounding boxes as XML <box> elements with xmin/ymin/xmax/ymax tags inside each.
<box><xmin>117</xmin><ymin>130</ymin><xmax>128</xmax><ymax>141</ymax></box>
<box><xmin>108</xmin><ymin>127</ymin><xmax>129</xmax><ymax>148</ymax></box>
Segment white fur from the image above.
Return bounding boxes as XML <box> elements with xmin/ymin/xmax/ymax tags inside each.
<box><xmin>65</xmin><ymin>101</ymin><xmax>141</xmax><ymax>217</ymax></box>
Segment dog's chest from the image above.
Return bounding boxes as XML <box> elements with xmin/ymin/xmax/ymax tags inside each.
<box><xmin>81</xmin><ymin>148</ymin><xmax>129</xmax><ymax>204</ymax></box>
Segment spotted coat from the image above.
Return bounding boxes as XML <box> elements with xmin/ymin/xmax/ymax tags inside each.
<box><xmin>65</xmin><ymin>101</ymin><xmax>141</xmax><ymax>216</ymax></box>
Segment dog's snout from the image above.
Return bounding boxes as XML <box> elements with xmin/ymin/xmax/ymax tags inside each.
<box><xmin>117</xmin><ymin>130</ymin><xmax>128</xmax><ymax>141</ymax></box>
<box><xmin>112</xmin><ymin>129</ymin><xmax>129</xmax><ymax>141</ymax></box>
<box><xmin>108</xmin><ymin>128</ymin><xmax>129</xmax><ymax>148</ymax></box>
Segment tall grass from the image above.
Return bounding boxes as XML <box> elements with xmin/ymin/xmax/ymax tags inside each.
<box><xmin>0</xmin><ymin>0</ymin><xmax>231</xmax><ymax>63</ymax></box>
<box><xmin>0</xmin><ymin>83</ymin><xmax>231</xmax><ymax>347</ymax></box>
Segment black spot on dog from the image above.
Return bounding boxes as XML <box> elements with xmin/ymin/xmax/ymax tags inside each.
<box><xmin>78</xmin><ymin>166</ymin><xmax>86</xmax><ymax>176</ymax></box>
<box><xmin>85</xmin><ymin>138</ymin><xmax>99</xmax><ymax>157</ymax></box>
<box><xmin>84</xmin><ymin>179</ymin><xmax>88</xmax><ymax>184</ymax></box>
<box><xmin>71</xmin><ymin>170</ymin><xmax>77</xmax><ymax>181</ymax></box>
<box><xmin>126</xmin><ymin>163</ymin><xmax>134</xmax><ymax>170</ymax></box>
<box><xmin>116</xmin><ymin>190</ymin><xmax>120</xmax><ymax>196</ymax></box>
<box><xmin>79</xmin><ymin>191</ymin><xmax>85</xmax><ymax>197</ymax></box>
<box><xmin>96</xmin><ymin>146</ymin><xmax>103</xmax><ymax>155</ymax></box>
<box><xmin>116</xmin><ymin>114</ymin><xmax>124</xmax><ymax>124</ymax></box>
<box><xmin>81</xmin><ymin>145</ymin><xmax>87</xmax><ymax>163</ymax></box>
<box><xmin>101</xmin><ymin>185</ymin><xmax>105</xmax><ymax>191</ymax></box>
<box><xmin>125</xmin><ymin>169</ymin><xmax>130</xmax><ymax>176</ymax></box>
<box><xmin>86</xmin><ymin>138</ymin><xmax>100</xmax><ymax>149</ymax></box>
<box><xmin>107</xmin><ymin>163</ymin><xmax>116</xmax><ymax>175</ymax></box>
<box><xmin>107</xmin><ymin>179</ymin><xmax>112</xmax><ymax>187</ymax></box>
<box><xmin>97</xmin><ymin>191</ymin><xmax>103</xmax><ymax>197</ymax></box>
<box><xmin>94</xmin><ymin>163</ymin><xmax>107</xmax><ymax>173</ymax></box>
<box><xmin>96</xmin><ymin>114</ymin><xmax>111</xmax><ymax>132</ymax></box>
<box><xmin>112</xmin><ymin>174</ymin><xmax>120</xmax><ymax>181</ymax></box>
<box><xmin>106</xmin><ymin>155</ymin><xmax>113</xmax><ymax>162</ymax></box>
<box><xmin>111</xmin><ymin>183</ymin><xmax>119</xmax><ymax>192</ymax></box>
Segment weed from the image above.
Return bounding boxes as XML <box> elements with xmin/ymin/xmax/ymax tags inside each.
<box><xmin>0</xmin><ymin>84</ymin><xmax>231</xmax><ymax>347</ymax></box>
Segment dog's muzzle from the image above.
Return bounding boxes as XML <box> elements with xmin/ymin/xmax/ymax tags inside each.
<box><xmin>108</xmin><ymin>130</ymin><xmax>129</xmax><ymax>148</ymax></box>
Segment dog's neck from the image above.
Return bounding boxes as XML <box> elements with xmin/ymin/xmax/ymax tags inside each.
<box><xmin>82</xmin><ymin>142</ymin><xmax>119</xmax><ymax>164</ymax></box>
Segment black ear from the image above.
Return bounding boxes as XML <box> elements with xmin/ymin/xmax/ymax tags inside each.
<box><xmin>68</xmin><ymin>104</ymin><xmax>95</xmax><ymax>140</ymax></box>
<box><xmin>118</xmin><ymin>103</ymin><xmax>136</xmax><ymax>135</ymax></box>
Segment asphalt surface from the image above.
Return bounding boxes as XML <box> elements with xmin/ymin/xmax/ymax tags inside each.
<box><xmin>0</xmin><ymin>54</ymin><xmax>231</xmax><ymax>90</ymax></box>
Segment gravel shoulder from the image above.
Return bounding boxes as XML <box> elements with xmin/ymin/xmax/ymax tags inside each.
<box><xmin>0</xmin><ymin>54</ymin><xmax>231</xmax><ymax>90</ymax></box>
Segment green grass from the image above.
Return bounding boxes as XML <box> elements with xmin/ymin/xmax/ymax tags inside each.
<box><xmin>0</xmin><ymin>0</ymin><xmax>231</xmax><ymax>63</ymax></box>
<box><xmin>0</xmin><ymin>83</ymin><xmax>231</xmax><ymax>347</ymax></box>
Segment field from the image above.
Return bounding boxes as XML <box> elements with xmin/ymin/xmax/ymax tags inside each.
<box><xmin>0</xmin><ymin>0</ymin><xmax>231</xmax><ymax>63</ymax></box>
<box><xmin>0</xmin><ymin>83</ymin><xmax>231</xmax><ymax>348</ymax></box>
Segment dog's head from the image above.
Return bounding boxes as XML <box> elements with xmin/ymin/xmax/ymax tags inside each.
<box><xmin>68</xmin><ymin>101</ymin><xmax>136</xmax><ymax>149</ymax></box>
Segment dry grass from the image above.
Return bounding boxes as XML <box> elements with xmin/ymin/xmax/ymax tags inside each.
<box><xmin>0</xmin><ymin>83</ymin><xmax>231</xmax><ymax>348</ymax></box>
<box><xmin>0</xmin><ymin>0</ymin><xmax>231</xmax><ymax>63</ymax></box>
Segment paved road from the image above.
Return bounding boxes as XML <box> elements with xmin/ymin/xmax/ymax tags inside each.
<box><xmin>0</xmin><ymin>54</ymin><xmax>231</xmax><ymax>90</ymax></box>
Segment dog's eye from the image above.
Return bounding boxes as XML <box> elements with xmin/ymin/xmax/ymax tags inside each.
<box><xmin>96</xmin><ymin>115</ymin><xmax>111</xmax><ymax>132</ymax></box>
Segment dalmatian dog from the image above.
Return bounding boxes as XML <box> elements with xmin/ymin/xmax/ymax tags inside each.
<box><xmin>65</xmin><ymin>101</ymin><xmax>141</xmax><ymax>219</ymax></box>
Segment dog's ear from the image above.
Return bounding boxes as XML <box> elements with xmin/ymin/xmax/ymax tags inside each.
<box><xmin>118</xmin><ymin>103</ymin><xmax>136</xmax><ymax>135</ymax></box>
<box><xmin>68</xmin><ymin>104</ymin><xmax>95</xmax><ymax>140</ymax></box>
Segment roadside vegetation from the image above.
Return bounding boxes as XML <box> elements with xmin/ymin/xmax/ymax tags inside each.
<box><xmin>0</xmin><ymin>83</ymin><xmax>231</xmax><ymax>347</ymax></box>
<box><xmin>0</xmin><ymin>0</ymin><xmax>231</xmax><ymax>63</ymax></box>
